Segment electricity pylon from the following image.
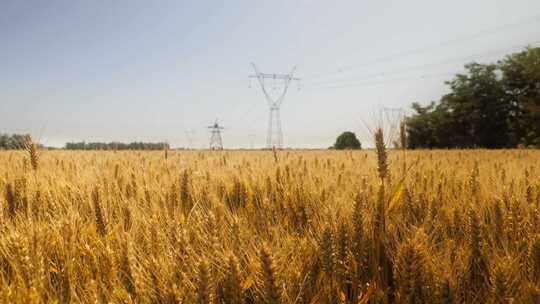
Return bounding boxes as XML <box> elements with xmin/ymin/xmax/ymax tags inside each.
<box><xmin>381</xmin><ymin>107</ymin><xmax>405</xmax><ymax>146</ymax></box>
<box><xmin>248</xmin><ymin>134</ymin><xmax>256</xmax><ymax>150</ymax></box>
<box><xmin>208</xmin><ymin>119</ymin><xmax>224</xmax><ymax>150</ymax></box>
<box><xmin>249</xmin><ymin>63</ymin><xmax>300</xmax><ymax>149</ymax></box>
<box><xmin>185</xmin><ymin>130</ymin><xmax>196</xmax><ymax>149</ymax></box>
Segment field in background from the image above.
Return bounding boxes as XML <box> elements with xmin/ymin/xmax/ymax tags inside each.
<box><xmin>1</xmin><ymin>149</ymin><xmax>540</xmax><ymax>303</ymax></box>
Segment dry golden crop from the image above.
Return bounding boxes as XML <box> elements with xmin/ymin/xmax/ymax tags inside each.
<box><xmin>1</xmin><ymin>147</ymin><xmax>540</xmax><ymax>303</ymax></box>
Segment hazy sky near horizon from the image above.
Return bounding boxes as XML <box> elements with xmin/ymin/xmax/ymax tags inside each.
<box><xmin>1</xmin><ymin>0</ymin><xmax>540</xmax><ymax>148</ymax></box>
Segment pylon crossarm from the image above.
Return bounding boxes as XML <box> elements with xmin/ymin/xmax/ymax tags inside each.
<box><xmin>251</xmin><ymin>63</ymin><xmax>276</xmax><ymax>108</ymax></box>
<box><xmin>275</xmin><ymin>66</ymin><xmax>296</xmax><ymax>107</ymax></box>
<box><xmin>274</xmin><ymin>81</ymin><xmax>289</xmax><ymax>107</ymax></box>
<box><xmin>276</xmin><ymin>78</ymin><xmax>292</xmax><ymax>107</ymax></box>
<box><xmin>249</xmin><ymin>73</ymin><xmax>299</xmax><ymax>80</ymax></box>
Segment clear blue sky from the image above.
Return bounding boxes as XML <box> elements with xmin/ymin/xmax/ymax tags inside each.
<box><xmin>1</xmin><ymin>0</ymin><xmax>539</xmax><ymax>148</ymax></box>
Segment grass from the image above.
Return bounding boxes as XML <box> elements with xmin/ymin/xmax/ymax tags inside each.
<box><xmin>0</xmin><ymin>148</ymin><xmax>539</xmax><ymax>303</ymax></box>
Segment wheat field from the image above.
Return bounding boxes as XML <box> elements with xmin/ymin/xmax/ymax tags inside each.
<box><xmin>1</xmin><ymin>147</ymin><xmax>540</xmax><ymax>303</ymax></box>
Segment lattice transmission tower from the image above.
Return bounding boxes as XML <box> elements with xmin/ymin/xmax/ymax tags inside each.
<box><xmin>207</xmin><ymin>119</ymin><xmax>224</xmax><ymax>150</ymax></box>
<box><xmin>248</xmin><ymin>134</ymin><xmax>256</xmax><ymax>150</ymax></box>
<box><xmin>380</xmin><ymin>107</ymin><xmax>405</xmax><ymax>146</ymax></box>
<box><xmin>184</xmin><ymin>130</ymin><xmax>196</xmax><ymax>149</ymax></box>
<box><xmin>249</xmin><ymin>63</ymin><xmax>300</xmax><ymax>149</ymax></box>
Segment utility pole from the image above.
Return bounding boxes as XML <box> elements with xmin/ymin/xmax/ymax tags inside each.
<box><xmin>207</xmin><ymin>119</ymin><xmax>224</xmax><ymax>150</ymax></box>
<box><xmin>249</xmin><ymin>63</ymin><xmax>300</xmax><ymax>149</ymax></box>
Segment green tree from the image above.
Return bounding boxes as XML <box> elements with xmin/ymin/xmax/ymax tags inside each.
<box><xmin>499</xmin><ymin>47</ymin><xmax>540</xmax><ymax>147</ymax></box>
<box><xmin>406</xmin><ymin>47</ymin><xmax>540</xmax><ymax>149</ymax></box>
<box><xmin>440</xmin><ymin>63</ymin><xmax>509</xmax><ymax>148</ymax></box>
<box><xmin>406</xmin><ymin>102</ymin><xmax>442</xmax><ymax>148</ymax></box>
<box><xmin>0</xmin><ymin>133</ymin><xmax>32</xmax><ymax>149</ymax></box>
<box><xmin>333</xmin><ymin>131</ymin><xmax>362</xmax><ymax>150</ymax></box>
<box><xmin>64</xmin><ymin>141</ymin><xmax>169</xmax><ymax>150</ymax></box>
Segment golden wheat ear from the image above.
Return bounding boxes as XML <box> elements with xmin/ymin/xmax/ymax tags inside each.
<box><xmin>374</xmin><ymin>127</ymin><xmax>388</xmax><ymax>184</ymax></box>
<box><xmin>222</xmin><ymin>254</ymin><xmax>243</xmax><ymax>303</ymax></box>
<box><xmin>259</xmin><ymin>246</ymin><xmax>280</xmax><ymax>304</ymax></box>
<box><xmin>92</xmin><ymin>186</ymin><xmax>108</xmax><ymax>236</ymax></box>
<box><xmin>23</xmin><ymin>135</ymin><xmax>39</xmax><ymax>171</ymax></box>
<box><xmin>196</xmin><ymin>260</ymin><xmax>212</xmax><ymax>304</ymax></box>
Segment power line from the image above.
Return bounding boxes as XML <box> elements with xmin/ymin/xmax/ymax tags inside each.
<box><xmin>229</xmin><ymin>101</ymin><xmax>259</xmax><ymax>128</ymax></box>
<box><xmin>305</xmin><ymin>41</ymin><xmax>540</xmax><ymax>91</ymax></box>
<box><xmin>305</xmin><ymin>70</ymin><xmax>456</xmax><ymax>90</ymax></box>
<box><xmin>303</xmin><ymin>13</ymin><xmax>540</xmax><ymax>81</ymax></box>
<box><xmin>305</xmin><ymin>41</ymin><xmax>539</xmax><ymax>88</ymax></box>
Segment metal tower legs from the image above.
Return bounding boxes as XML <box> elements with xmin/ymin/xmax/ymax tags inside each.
<box><xmin>267</xmin><ymin>106</ymin><xmax>283</xmax><ymax>149</ymax></box>
<box><xmin>209</xmin><ymin>130</ymin><xmax>223</xmax><ymax>150</ymax></box>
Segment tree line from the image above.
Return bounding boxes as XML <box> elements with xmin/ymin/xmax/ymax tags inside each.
<box><xmin>65</xmin><ymin>141</ymin><xmax>170</xmax><ymax>150</ymax></box>
<box><xmin>406</xmin><ymin>47</ymin><xmax>540</xmax><ymax>149</ymax></box>
<box><xmin>0</xmin><ymin>133</ymin><xmax>33</xmax><ymax>149</ymax></box>
<box><xmin>1</xmin><ymin>134</ymin><xmax>170</xmax><ymax>150</ymax></box>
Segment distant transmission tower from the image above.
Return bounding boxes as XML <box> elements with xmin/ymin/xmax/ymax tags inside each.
<box><xmin>381</xmin><ymin>107</ymin><xmax>405</xmax><ymax>146</ymax></box>
<box><xmin>248</xmin><ymin>134</ymin><xmax>256</xmax><ymax>150</ymax></box>
<box><xmin>249</xmin><ymin>63</ymin><xmax>300</xmax><ymax>149</ymax></box>
<box><xmin>185</xmin><ymin>130</ymin><xmax>196</xmax><ymax>149</ymax></box>
<box><xmin>207</xmin><ymin>119</ymin><xmax>224</xmax><ymax>150</ymax></box>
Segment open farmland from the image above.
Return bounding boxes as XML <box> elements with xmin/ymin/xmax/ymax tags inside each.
<box><xmin>1</xmin><ymin>149</ymin><xmax>540</xmax><ymax>303</ymax></box>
